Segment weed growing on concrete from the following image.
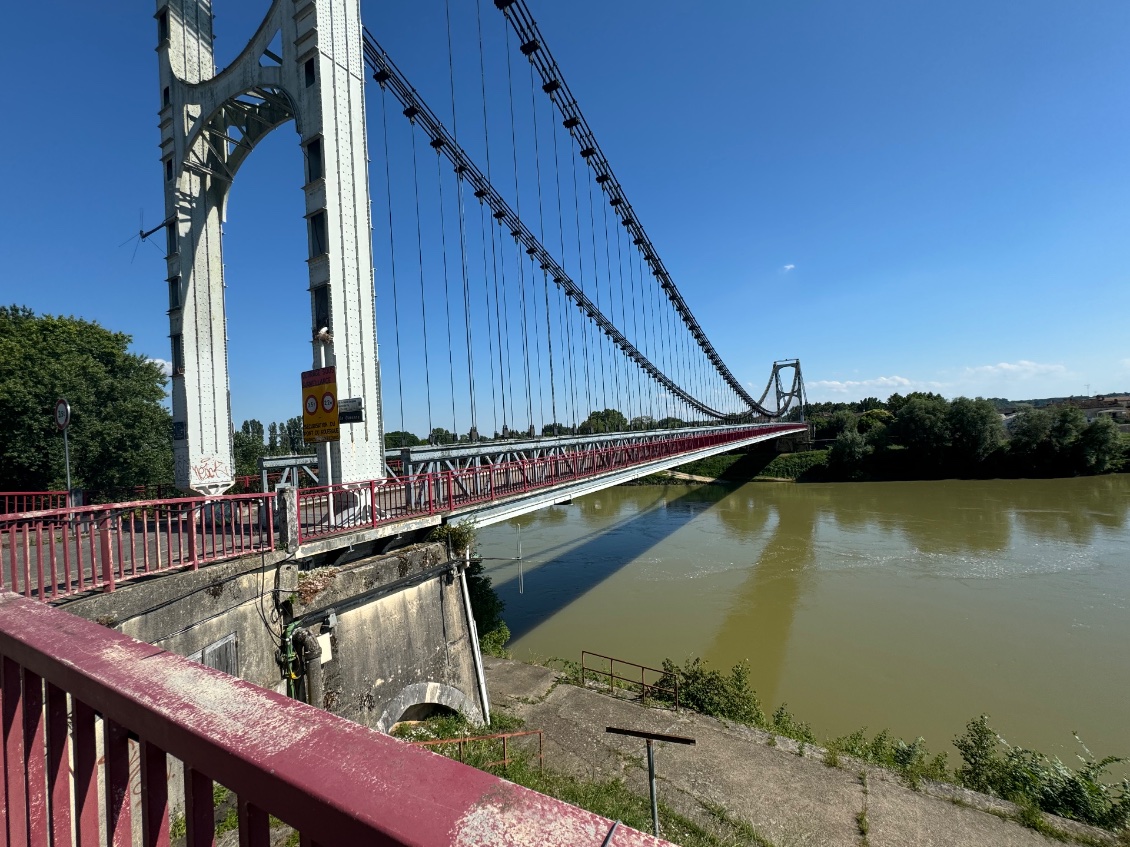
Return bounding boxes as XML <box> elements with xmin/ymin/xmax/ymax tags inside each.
<box><xmin>857</xmin><ymin>770</ymin><xmax>871</xmax><ymax>844</ymax></box>
<box><xmin>770</xmin><ymin>704</ymin><xmax>815</xmax><ymax>745</ymax></box>
<box><xmin>855</xmin><ymin>808</ymin><xmax>870</xmax><ymax>840</ymax></box>
<box><xmin>700</xmin><ymin>799</ymin><xmax>778</xmax><ymax>847</ymax></box>
<box><xmin>827</xmin><ymin>728</ymin><xmax>948</xmax><ymax>789</ymax></box>
<box><xmin>953</xmin><ymin>715</ymin><xmax>1130</xmax><ymax>831</ymax></box>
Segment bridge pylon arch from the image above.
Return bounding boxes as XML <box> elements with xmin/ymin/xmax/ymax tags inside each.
<box><xmin>158</xmin><ymin>0</ymin><xmax>383</xmax><ymax>494</ymax></box>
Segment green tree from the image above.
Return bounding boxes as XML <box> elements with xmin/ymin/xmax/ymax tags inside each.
<box><xmin>1049</xmin><ymin>406</ymin><xmax>1086</xmax><ymax>457</ymax></box>
<box><xmin>1078</xmin><ymin>417</ymin><xmax>1122</xmax><ymax>474</ymax></box>
<box><xmin>885</xmin><ymin>392</ymin><xmax>908</xmax><ymax>414</ymax></box>
<box><xmin>1008</xmin><ymin>407</ymin><xmax>1052</xmax><ymax>461</ymax></box>
<box><xmin>579</xmin><ymin>408</ymin><xmax>628</xmax><ymax>434</ymax></box>
<box><xmin>428</xmin><ymin>427</ymin><xmax>456</xmax><ymax>445</ymax></box>
<box><xmin>0</xmin><ymin>306</ymin><xmax>172</xmax><ymax>493</ymax></box>
<box><xmin>280</xmin><ymin>416</ymin><xmax>305</xmax><ymax>453</ymax></box>
<box><xmin>891</xmin><ymin>395</ymin><xmax>950</xmax><ymax>465</ymax></box>
<box><xmin>828</xmin><ymin>429</ymin><xmax>872</xmax><ymax>479</ymax></box>
<box><xmin>946</xmin><ymin>397</ymin><xmax>1002</xmax><ymax>467</ymax></box>
<box><xmin>385</xmin><ymin>430</ymin><xmax>422</xmax><ymax>449</ymax></box>
<box><xmin>232</xmin><ymin>419</ymin><xmax>265</xmax><ymax>477</ymax></box>
<box><xmin>856</xmin><ymin>408</ymin><xmax>894</xmax><ymax>435</ymax></box>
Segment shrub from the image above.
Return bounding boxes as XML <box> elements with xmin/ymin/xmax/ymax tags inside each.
<box><xmin>954</xmin><ymin>715</ymin><xmax>1130</xmax><ymax>830</ymax></box>
<box><xmin>655</xmin><ymin>657</ymin><xmax>765</xmax><ymax>727</ymax></box>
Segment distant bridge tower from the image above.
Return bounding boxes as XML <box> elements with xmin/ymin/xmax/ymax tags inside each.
<box><xmin>157</xmin><ymin>0</ymin><xmax>383</xmax><ymax>494</ymax></box>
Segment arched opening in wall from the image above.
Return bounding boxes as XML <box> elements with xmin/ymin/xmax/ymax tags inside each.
<box><xmin>392</xmin><ymin>702</ymin><xmax>459</xmax><ymax>728</ymax></box>
<box><xmin>220</xmin><ymin>125</ymin><xmax>311</xmax><ymax>462</ymax></box>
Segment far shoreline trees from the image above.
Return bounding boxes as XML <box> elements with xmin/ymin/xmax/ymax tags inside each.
<box><xmin>813</xmin><ymin>393</ymin><xmax>1126</xmax><ymax>480</ymax></box>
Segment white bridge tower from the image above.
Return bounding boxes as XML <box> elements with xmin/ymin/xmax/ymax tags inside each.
<box><xmin>157</xmin><ymin>0</ymin><xmax>383</xmax><ymax>494</ymax></box>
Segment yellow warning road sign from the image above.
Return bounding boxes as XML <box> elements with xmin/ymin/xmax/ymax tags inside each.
<box><xmin>301</xmin><ymin>367</ymin><xmax>340</xmax><ymax>444</ymax></box>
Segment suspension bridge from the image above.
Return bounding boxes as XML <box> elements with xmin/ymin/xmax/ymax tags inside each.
<box><xmin>1</xmin><ymin>2</ymin><xmax>808</xmax><ymax>843</ymax></box>
<box><xmin>3</xmin><ymin>0</ymin><xmax>807</xmax><ymax>593</ymax></box>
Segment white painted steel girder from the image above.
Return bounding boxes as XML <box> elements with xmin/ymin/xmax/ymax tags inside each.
<box><xmin>158</xmin><ymin>0</ymin><xmax>383</xmax><ymax>494</ymax></box>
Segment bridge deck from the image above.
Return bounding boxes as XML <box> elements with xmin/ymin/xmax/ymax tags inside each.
<box><xmin>1</xmin><ymin>424</ymin><xmax>805</xmax><ymax>601</ymax></box>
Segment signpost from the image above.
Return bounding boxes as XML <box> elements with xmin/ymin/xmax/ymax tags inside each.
<box><xmin>301</xmin><ymin>367</ymin><xmax>340</xmax><ymax>444</ymax></box>
<box><xmin>606</xmin><ymin>726</ymin><xmax>695</xmax><ymax>837</ymax></box>
<box><xmin>55</xmin><ymin>398</ymin><xmax>72</xmax><ymax>504</ymax></box>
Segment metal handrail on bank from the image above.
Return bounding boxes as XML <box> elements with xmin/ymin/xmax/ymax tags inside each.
<box><xmin>581</xmin><ymin>651</ymin><xmax>679</xmax><ymax>711</ymax></box>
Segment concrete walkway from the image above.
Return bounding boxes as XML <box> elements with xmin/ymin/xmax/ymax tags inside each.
<box><xmin>483</xmin><ymin>657</ymin><xmax>1115</xmax><ymax>847</ymax></box>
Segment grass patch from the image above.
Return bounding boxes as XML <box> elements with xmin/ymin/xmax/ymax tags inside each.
<box><xmin>672</xmin><ymin>453</ymin><xmax>744</xmax><ymax>480</ymax></box>
<box><xmin>402</xmin><ymin>714</ymin><xmax>774</xmax><ymax>846</ymax></box>
<box><xmin>755</xmin><ymin>450</ymin><xmax>828</xmax><ymax>480</ymax></box>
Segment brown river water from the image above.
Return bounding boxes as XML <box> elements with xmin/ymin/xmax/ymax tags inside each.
<box><xmin>477</xmin><ymin>475</ymin><xmax>1130</xmax><ymax>769</ymax></box>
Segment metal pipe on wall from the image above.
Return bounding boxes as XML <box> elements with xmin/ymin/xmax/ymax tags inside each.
<box><xmin>460</xmin><ymin>548</ymin><xmax>491</xmax><ymax>725</ymax></box>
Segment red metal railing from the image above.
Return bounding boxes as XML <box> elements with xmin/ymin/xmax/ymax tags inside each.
<box><xmin>0</xmin><ymin>493</ymin><xmax>273</xmax><ymax>601</ymax></box>
<box><xmin>0</xmin><ymin>492</ymin><xmax>68</xmax><ymax>515</ymax></box>
<box><xmin>0</xmin><ymin>591</ymin><xmax>661</xmax><ymax>846</ymax></box>
<box><xmin>297</xmin><ymin>424</ymin><xmax>803</xmax><ymax>543</ymax></box>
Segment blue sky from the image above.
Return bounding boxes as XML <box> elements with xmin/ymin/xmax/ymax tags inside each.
<box><xmin>2</xmin><ymin>1</ymin><xmax>1128</xmax><ymax>436</ymax></box>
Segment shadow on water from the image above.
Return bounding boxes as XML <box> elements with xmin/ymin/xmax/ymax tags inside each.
<box><xmin>492</xmin><ymin>484</ymin><xmax>743</xmax><ymax>641</ymax></box>
<box><xmin>705</xmin><ymin>484</ymin><xmax>822</xmax><ymax>708</ymax></box>
<box><xmin>488</xmin><ymin>475</ymin><xmax>1130</xmax><ymax>702</ymax></box>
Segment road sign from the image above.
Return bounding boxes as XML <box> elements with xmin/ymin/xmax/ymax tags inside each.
<box><xmin>54</xmin><ymin>398</ymin><xmax>71</xmax><ymax>430</ymax></box>
<box><xmin>339</xmin><ymin>397</ymin><xmax>364</xmax><ymax>424</ymax></box>
<box><xmin>301</xmin><ymin>367</ymin><xmax>340</xmax><ymax>444</ymax></box>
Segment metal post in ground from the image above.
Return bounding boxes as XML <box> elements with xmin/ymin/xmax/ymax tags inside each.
<box><xmin>646</xmin><ymin>739</ymin><xmax>658</xmax><ymax>836</ymax></box>
<box><xmin>605</xmin><ymin>726</ymin><xmax>696</xmax><ymax>839</ymax></box>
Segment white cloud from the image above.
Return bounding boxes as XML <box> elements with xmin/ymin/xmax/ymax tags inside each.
<box><xmin>960</xmin><ymin>360</ymin><xmax>1067</xmax><ymax>379</ymax></box>
<box><xmin>807</xmin><ymin>375</ymin><xmax>940</xmax><ymax>399</ymax></box>
<box><xmin>782</xmin><ymin>264</ymin><xmax>795</xmax><ymax>272</ymax></box>
<box><xmin>148</xmin><ymin>357</ymin><xmax>173</xmax><ymax>377</ymax></box>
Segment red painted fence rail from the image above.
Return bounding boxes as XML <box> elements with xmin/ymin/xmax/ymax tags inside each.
<box><xmin>0</xmin><ymin>591</ymin><xmax>664</xmax><ymax>846</ymax></box>
<box><xmin>297</xmin><ymin>424</ymin><xmax>803</xmax><ymax>543</ymax></box>
<box><xmin>0</xmin><ymin>493</ymin><xmax>273</xmax><ymax>601</ymax></box>
<box><xmin>0</xmin><ymin>492</ymin><xmax>67</xmax><ymax>516</ymax></box>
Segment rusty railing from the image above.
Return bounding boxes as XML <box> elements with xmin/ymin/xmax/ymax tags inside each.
<box><xmin>411</xmin><ymin>729</ymin><xmax>544</xmax><ymax>770</ymax></box>
<box><xmin>581</xmin><ymin>651</ymin><xmax>679</xmax><ymax>711</ymax></box>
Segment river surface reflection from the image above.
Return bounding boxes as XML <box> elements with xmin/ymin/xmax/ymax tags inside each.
<box><xmin>477</xmin><ymin>476</ymin><xmax>1130</xmax><ymax>766</ymax></box>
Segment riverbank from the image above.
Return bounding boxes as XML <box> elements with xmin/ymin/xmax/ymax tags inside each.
<box><xmin>483</xmin><ymin>656</ymin><xmax>1121</xmax><ymax>847</ymax></box>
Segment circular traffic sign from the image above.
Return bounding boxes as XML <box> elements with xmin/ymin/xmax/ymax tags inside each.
<box><xmin>305</xmin><ymin>394</ymin><xmax>318</xmax><ymax>415</ymax></box>
<box><xmin>54</xmin><ymin>398</ymin><xmax>71</xmax><ymax>430</ymax></box>
<box><xmin>322</xmin><ymin>392</ymin><xmax>336</xmax><ymax>413</ymax></box>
